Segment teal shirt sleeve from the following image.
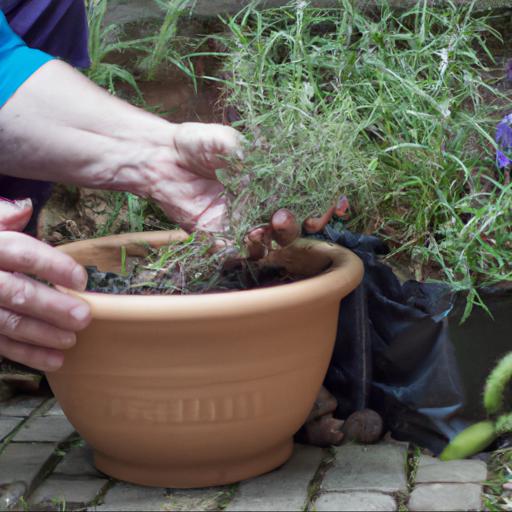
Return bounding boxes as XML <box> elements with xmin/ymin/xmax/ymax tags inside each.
<box><xmin>0</xmin><ymin>11</ymin><xmax>54</xmax><ymax>107</ymax></box>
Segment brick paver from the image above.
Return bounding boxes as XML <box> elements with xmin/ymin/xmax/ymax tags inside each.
<box><xmin>408</xmin><ymin>483</ymin><xmax>483</xmax><ymax>512</ymax></box>
<box><xmin>90</xmin><ymin>483</ymin><xmax>170</xmax><ymax>511</ymax></box>
<box><xmin>0</xmin><ymin>442</ymin><xmax>56</xmax><ymax>487</ymax></box>
<box><xmin>29</xmin><ymin>475</ymin><xmax>108</xmax><ymax>509</ymax></box>
<box><xmin>0</xmin><ymin>396</ymin><xmax>492</xmax><ymax>512</ymax></box>
<box><xmin>0</xmin><ymin>395</ymin><xmax>45</xmax><ymax>417</ymax></box>
<box><xmin>226</xmin><ymin>445</ymin><xmax>324</xmax><ymax>511</ymax></box>
<box><xmin>54</xmin><ymin>443</ymin><xmax>101</xmax><ymax>477</ymax></box>
<box><xmin>314</xmin><ymin>491</ymin><xmax>397</xmax><ymax>511</ymax></box>
<box><xmin>166</xmin><ymin>487</ymin><xmax>234</xmax><ymax>511</ymax></box>
<box><xmin>322</xmin><ymin>443</ymin><xmax>408</xmax><ymax>494</ymax></box>
<box><xmin>12</xmin><ymin>415</ymin><xmax>75</xmax><ymax>443</ymax></box>
<box><xmin>0</xmin><ymin>416</ymin><xmax>20</xmax><ymax>441</ymax></box>
<box><xmin>415</xmin><ymin>457</ymin><xmax>487</xmax><ymax>484</ymax></box>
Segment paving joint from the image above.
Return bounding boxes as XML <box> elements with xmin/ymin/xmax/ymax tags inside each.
<box><xmin>214</xmin><ymin>483</ymin><xmax>239</xmax><ymax>511</ymax></box>
<box><xmin>87</xmin><ymin>479</ymin><xmax>117</xmax><ymax>510</ymax></box>
<box><xmin>406</xmin><ymin>445</ymin><xmax>422</xmax><ymax>491</ymax></box>
<box><xmin>304</xmin><ymin>446</ymin><xmax>336</xmax><ymax>511</ymax></box>
<box><xmin>17</xmin><ymin>432</ymin><xmax>82</xmax><ymax>507</ymax></box>
<box><xmin>0</xmin><ymin>397</ymin><xmax>54</xmax><ymax>457</ymax></box>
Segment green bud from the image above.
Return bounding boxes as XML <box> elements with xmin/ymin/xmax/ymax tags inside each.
<box><xmin>440</xmin><ymin>420</ymin><xmax>496</xmax><ymax>461</ymax></box>
<box><xmin>483</xmin><ymin>352</ymin><xmax>512</xmax><ymax>416</ymax></box>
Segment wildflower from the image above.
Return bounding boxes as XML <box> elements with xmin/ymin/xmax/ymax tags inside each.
<box><xmin>496</xmin><ymin>113</ymin><xmax>512</xmax><ymax>169</ymax></box>
<box><xmin>506</xmin><ymin>59</ymin><xmax>512</xmax><ymax>83</ymax></box>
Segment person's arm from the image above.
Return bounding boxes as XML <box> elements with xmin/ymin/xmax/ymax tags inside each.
<box><xmin>0</xmin><ymin>58</ymin><xmax>243</xmax><ymax>231</ymax></box>
<box><xmin>0</xmin><ymin>13</ymin><xmax>243</xmax><ymax>371</ymax></box>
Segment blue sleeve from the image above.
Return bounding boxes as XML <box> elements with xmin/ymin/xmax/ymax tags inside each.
<box><xmin>0</xmin><ymin>11</ymin><xmax>53</xmax><ymax>107</ymax></box>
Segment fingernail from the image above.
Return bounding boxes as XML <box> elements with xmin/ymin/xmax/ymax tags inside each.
<box><xmin>60</xmin><ymin>333</ymin><xmax>76</xmax><ymax>348</ymax></box>
<box><xmin>72</xmin><ymin>266</ymin><xmax>88</xmax><ymax>291</ymax></box>
<box><xmin>70</xmin><ymin>304</ymin><xmax>90</xmax><ymax>323</ymax></box>
<box><xmin>46</xmin><ymin>353</ymin><xmax>64</xmax><ymax>371</ymax></box>
<box><xmin>235</xmin><ymin>148</ymin><xmax>245</xmax><ymax>161</ymax></box>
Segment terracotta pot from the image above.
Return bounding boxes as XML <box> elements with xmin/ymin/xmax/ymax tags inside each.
<box><xmin>48</xmin><ymin>231</ymin><xmax>363</xmax><ymax>488</ymax></box>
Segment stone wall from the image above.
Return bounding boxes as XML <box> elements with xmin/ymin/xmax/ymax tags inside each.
<box><xmin>106</xmin><ymin>0</ymin><xmax>511</xmax><ymax>25</ymax></box>
<box><xmin>190</xmin><ymin>0</ymin><xmax>511</xmax><ymax>16</ymax></box>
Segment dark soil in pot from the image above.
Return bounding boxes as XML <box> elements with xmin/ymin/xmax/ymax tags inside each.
<box><xmin>84</xmin><ymin>235</ymin><xmax>315</xmax><ymax>295</ymax></box>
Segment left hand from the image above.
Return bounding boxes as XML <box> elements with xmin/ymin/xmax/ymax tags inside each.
<box><xmin>147</xmin><ymin>122</ymin><xmax>244</xmax><ymax>232</ymax></box>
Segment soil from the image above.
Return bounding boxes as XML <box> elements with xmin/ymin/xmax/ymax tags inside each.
<box><xmin>85</xmin><ymin>254</ymin><xmax>302</xmax><ymax>295</ymax></box>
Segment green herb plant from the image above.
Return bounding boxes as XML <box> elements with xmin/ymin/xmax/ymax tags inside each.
<box><xmin>85</xmin><ymin>1</ymin><xmax>511</xmax><ymax>308</ymax></box>
<box><xmin>206</xmin><ymin>0</ymin><xmax>511</xmax><ymax>316</ymax></box>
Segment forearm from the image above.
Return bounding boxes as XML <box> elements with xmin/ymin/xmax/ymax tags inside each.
<box><xmin>0</xmin><ymin>59</ymin><xmax>174</xmax><ymax>195</ymax></box>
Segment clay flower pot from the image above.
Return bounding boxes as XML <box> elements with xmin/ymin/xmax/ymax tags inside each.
<box><xmin>48</xmin><ymin>231</ymin><xmax>363</xmax><ymax>488</ymax></box>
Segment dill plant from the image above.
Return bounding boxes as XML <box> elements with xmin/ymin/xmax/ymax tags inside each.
<box><xmin>211</xmin><ymin>0</ymin><xmax>512</xmax><ymax>316</ymax></box>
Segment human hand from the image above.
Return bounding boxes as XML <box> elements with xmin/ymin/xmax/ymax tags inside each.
<box><xmin>148</xmin><ymin>122</ymin><xmax>244</xmax><ymax>232</ymax></box>
<box><xmin>0</xmin><ymin>198</ymin><xmax>91</xmax><ymax>372</ymax></box>
<box><xmin>246</xmin><ymin>195</ymin><xmax>350</xmax><ymax>259</ymax></box>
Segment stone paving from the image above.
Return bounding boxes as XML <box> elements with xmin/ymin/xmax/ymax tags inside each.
<box><xmin>0</xmin><ymin>395</ymin><xmax>489</xmax><ymax>511</ymax></box>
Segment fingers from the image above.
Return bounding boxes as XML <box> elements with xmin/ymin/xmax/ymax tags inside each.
<box><xmin>0</xmin><ymin>307</ymin><xmax>76</xmax><ymax>349</ymax></box>
<box><xmin>0</xmin><ymin>334</ymin><xmax>64</xmax><ymax>372</ymax></box>
<box><xmin>246</xmin><ymin>208</ymin><xmax>301</xmax><ymax>259</ymax></box>
<box><xmin>0</xmin><ymin>222</ymin><xmax>90</xmax><ymax>374</ymax></box>
<box><xmin>303</xmin><ymin>205</ymin><xmax>337</xmax><ymax>234</ymax></box>
<box><xmin>0</xmin><ymin>198</ymin><xmax>33</xmax><ymax>232</ymax></box>
<box><xmin>270</xmin><ymin>208</ymin><xmax>301</xmax><ymax>247</ymax></box>
<box><xmin>303</xmin><ymin>195</ymin><xmax>350</xmax><ymax>234</ymax></box>
<box><xmin>245</xmin><ymin>195</ymin><xmax>349</xmax><ymax>259</ymax></box>
<box><xmin>173</xmin><ymin>122</ymin><xmax>244</xmax><ymax>178</ymax></box>
<box><xmin>0</xmin><ymin>271</ymin><xmax>91</xmax><ymax>332</ymax></box>
<box><xmin>335</xmin><ymin>195</ymin><xmax>350</xmax><ymax>217</ymax></box>
<box><xmin>246</xmin><ymin>226</ymin><xmax>271</xmax><ymax>260</ymax></box>
<box><xmin>0</xmin><ymin>232</ymin><xmax>88</xmax><ymax>291</ymax></box>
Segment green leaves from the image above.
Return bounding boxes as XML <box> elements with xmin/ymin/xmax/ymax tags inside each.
<box><xmin>217</xmin><ymin>0</ymin><xmax>509</xmax><ymax>314</ymax></box>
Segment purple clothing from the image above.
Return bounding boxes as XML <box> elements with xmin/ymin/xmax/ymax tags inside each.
<box><xmin>2</xmin><ymin>0</ymin><xmax>90</xmax><ymax>68</ymax></box>
<box><xmin>0</xmin><ymin>0</ymin><xmax>90</xmax><ymax>234</ymax></box>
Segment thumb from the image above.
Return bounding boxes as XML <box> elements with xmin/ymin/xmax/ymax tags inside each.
<box><xmin>0</xmin><ymin>198</ymin><xmax>33</xmax><ymax>232</ymax></box>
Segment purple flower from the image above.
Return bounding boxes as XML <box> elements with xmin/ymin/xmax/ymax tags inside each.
<box><xmin>497</xmin><ymin>149</ymin><xmax>511</xmax><ymax>168</ymax></box>
<box><xmin>496</xmin><ymin>113</ymin><xmax>512</xmax><ymax>169</ymax></box>
<box><xmin>507</xmin><ymin>59</ymin><xmax>512</xmax><ymax>83</ymax></box>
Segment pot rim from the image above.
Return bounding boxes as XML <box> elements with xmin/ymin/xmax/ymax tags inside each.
<box><xmin>57</xmin><ymin>231</ymin><xmax>364</xmax><ymax>321</ymax></box>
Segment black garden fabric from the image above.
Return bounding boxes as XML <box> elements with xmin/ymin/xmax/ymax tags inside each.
<box><xmin>316</xmin><ymin>226</ymin><xmax>467</xmax><ymax>454</ymax></box>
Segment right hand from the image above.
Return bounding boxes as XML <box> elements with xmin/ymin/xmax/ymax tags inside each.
<box><xmin>0</xmin><ymin>198</ymin><xmax>91</xmax><ymax>372</ymax></box>
<box><xmin>246</xmin><ymin>195</ymin><xmax>350</xmax><ymax>259</ymax></box>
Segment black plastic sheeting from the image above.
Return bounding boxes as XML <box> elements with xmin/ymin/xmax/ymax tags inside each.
<box><xmin>314</xmin><ymin>227</ymin><xmax>469</xmax><ymax>454</ymax></box>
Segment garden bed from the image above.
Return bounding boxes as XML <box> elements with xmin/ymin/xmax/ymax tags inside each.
<box><xmin>45</xmin><ymin>1</ymin><xmax>512</xmax><ymax>311</ymax></box>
